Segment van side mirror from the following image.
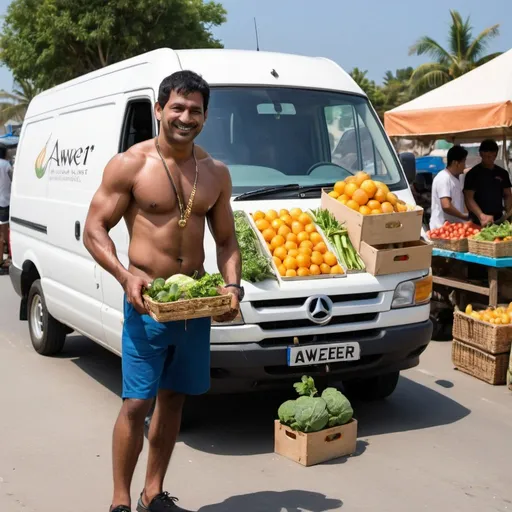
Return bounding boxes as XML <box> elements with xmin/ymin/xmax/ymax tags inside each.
<box><xmin>399</xmin><ymin>152</ymin><xmax>416</xmax><ymax>185</ymax></box>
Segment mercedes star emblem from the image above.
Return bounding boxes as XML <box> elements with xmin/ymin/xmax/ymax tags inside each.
<box><xmin>305</xmin><ymin>295</ymin><xmax>334</xmax><ymax>325</ymax></box>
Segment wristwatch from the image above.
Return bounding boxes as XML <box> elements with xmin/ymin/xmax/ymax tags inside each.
<box><xmin>225</xmin><ymin>284</ymin><xmax>245</xmax><ymax>300</ymax></box>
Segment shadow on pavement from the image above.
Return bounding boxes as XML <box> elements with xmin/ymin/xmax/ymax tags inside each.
<box><xmin>65</xmin><ymin>335</ymin><xmax>471</xmax><ymax>456</ymax></box>
<box><xmin>198</xmin><ymin>490</ymin><xmax>343</xmax><ymax>512</ymax></box>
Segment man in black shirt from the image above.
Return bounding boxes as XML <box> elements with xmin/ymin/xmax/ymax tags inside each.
<box><xmin>463</xmin><ymin>139</ymin><xmax>512</xmax><ymax>226</ymax></box>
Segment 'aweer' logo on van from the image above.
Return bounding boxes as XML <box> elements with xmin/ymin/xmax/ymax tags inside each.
<box><xmin>34</xmin><ymin>135</ymin><xmax>51</xmax><ymax>179</ymax></box>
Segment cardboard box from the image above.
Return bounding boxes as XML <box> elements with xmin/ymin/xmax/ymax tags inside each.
<box><xmin>359</xmin><ymin>240</ymin><xmax>432</xmax><ymax>276</ymax></box>
<box><xmin>321</xmin><ymin>189</ymin><xmax>424</xmax><ymax>250</ymax></box>
<box><xmin>274</xmin><ymin>419</ymin><xmax>358</xmax><ymax>467</ymax></box>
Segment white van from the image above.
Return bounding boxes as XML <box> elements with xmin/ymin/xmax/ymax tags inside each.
<box><xmin>9</xmin><ymin>48</ymin><xmax>432</xmax><ymax>400</ymax></box>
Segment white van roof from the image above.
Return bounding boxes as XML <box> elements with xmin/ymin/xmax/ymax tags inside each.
<box><xmin>27</xmin><ymin>48</ymin><xmax>365</xmax><ymax>118</ymax></box>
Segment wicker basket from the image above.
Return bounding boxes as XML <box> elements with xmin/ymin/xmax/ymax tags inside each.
<box><xmin>452</xmin><ymin>340</ymin><xmax>509</xmax><ymax>385</ymax></box>
<box><xmin>430</xmin><ymin>237</ymin><xmax>468</xmax><ymax>253</ymax></box>
<box><xmin>452</xmin><ymin>308</ymin><xmax>512</xmax><ymax>354</ymax></box>
<box><xmin>468</xmin><ymin>238</ymin><xmax>512</xmax><ymax>258</ymax></box>
<box><xmin>143</xmin><ymin>293</ymin><xmax>232</xmax><ymax>322</ymax></box>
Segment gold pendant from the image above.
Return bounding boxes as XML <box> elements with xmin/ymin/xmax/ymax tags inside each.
<box><xmin>178</xmin><ymin>219</ymin><xmax>187</xmax><ymax>228</ymax></box>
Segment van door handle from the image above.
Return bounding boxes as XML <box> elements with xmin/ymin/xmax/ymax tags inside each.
<box><xmin>75</xmin><ymin>221</ymin><xmax>81</xmax><ymax>240</ymax></box>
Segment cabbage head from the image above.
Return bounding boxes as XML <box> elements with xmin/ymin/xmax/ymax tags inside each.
<box><xmin>165</xmin><ymin>274</ymin><xmax>196</xmax><ymax>288</ymax></box>
<box><xmin>278</xmin><ymin>400</ymin><xmax>296</xmax><ymax>426</ymax></box>
<box><xmin>291</xmin><ymin>396</ymin><xmax>329</xmax><ymax>433</ymax></box>
<box><xmin>321</xmin><ymin>387</ymin><xmax>353</xmax><ymax>427</ymax></box>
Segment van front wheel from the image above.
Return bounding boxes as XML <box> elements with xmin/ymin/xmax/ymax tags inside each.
<box><xmin>27</xmin><ymin>280</ymin><xmax>67</xmax><ymax>356</ymax></box>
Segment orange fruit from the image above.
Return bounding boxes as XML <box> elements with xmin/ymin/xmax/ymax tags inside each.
<box><xmin>355</xmin><ymin>171</ymin><xmax>371</xmax><ymax>186</ymax></box>
<box><xmin>360</xmin><ymin>179</ymin><xmax>377</xmax><ymax>198</ymax></box>
<box><xmin>331</xmin><ymin>265</ymin><xmax>344</xmax><ymax>274</ymax></box>
<box><xmin>352</xmin><ymin>189</ymin><xmax>369</xmax><ymax>206</ymax></box>
<box><xmin>298</xmin><ymin>247</ymin><xmax>313</xmax><ymax>256</ymax></box>
<box><xmin>396</xmin><ymin>203</ymin><xmax>407</xmax><ymax>213</ymax></box>
<box><xmin>345</xmin><ymin>176</ymin><xmax>357</xmax><ymax>184</ymax></box>
<box><xmin>311</xmin><ymin>251</ymin><xmax>324</xmax><ymax>266</ymax></box>
<box><xmin>267</xmin><ymin>243</ymin><xmax>272</xmax><ymax>251</ymax></box>
<box><xmin>273</xmin><ymin>256</ymin><xmax>282</xmax><ymax>267</ymax></box>
<box><xmin>280</xmin><ymin>214</ymin><xmax>294</xmax><ymax>226</ymax></box>
<box><xmin>284</xmin><ymin>240</ymin><xmax>297</xmax><ymax>251</ymax></box>
<box><xmin>381</xmin><ymin>202</ymin><xmax>394</xmax><ymax>214</ymax></box>
<box><xmin>320</xmin><ymin>263</ymin><xmax>332</xmax><ymax>274</ymax></box>
<box><xmin>291</xmin><ymin>221</ymin><xmax>305</xmax><ymax>235</ymax></box>
<box><xmin>278</xmin><ymin>264</ymin><xmax>287</xmax><ymax>276</ymax></box>
<box><xmin>286</xmin><ymin>233</ymin><xmax>298</xmax><ymax>243</ymax></box>
<box><xmin>273</xmin><ymin>246</ymin><xmax>287</xmax><ymax>261</ymax></box>
<box><xmin>297</xmin><ymin>231</ymin><xmax>310</xmax><ymax>243</ymax></box>
<box><xmin>305</xmin><ymin>223</ymin><xmax>317</xmax><ymax>234</ymax></box>
<box><xmin>310</xmin><ymin>232</ymin><xmax>323</xmax><ymax>245</ymax></box>
<box><xmin>328</xmin><ymin>190</ymin><xmax>340</xmax><ymax>199</ymax></box>
<box><xmin>310</xmin><ymin>264</ymin><xmax>321</xmax><ymax>275</ymax></box>
<box><xmin>386</xmin><ymin>192</ymin><xmax>398</xmax><ymax>206</ymax></box>
<box><xmin>279</xmin><ymin>209</ymin><xmax>290</xmax><ymax>217</ymax></box>
<box><xmin>345</xmin><ymin>183</ymin><xmax>358</xmax><ymax>198</ymax></box>
<box><xmin>283</xmin><ymin>257</ymin><xmax>298</xmax><ymax>270</ymax></box>
<box><xmin>296</xmin><ymin>253</ymin><xmax>311</xmax><ymax>268</ymax></box>
<box><xmin>298</xmin><ymin>213</ymin><xmax>312</xmax><ymax>225</ymax></box>
<box><xmin>255</xmin><ymin>218</ymin><xmax>270</xmax><ymax>231</ymax></box>
<box><xmin>271</xmin><ymin>218</ymin><xmax>284</xmax><ymax>230</ymax></box>
<box><xmin>262</xmin><ymin>228</ymin><xmax>276</xmax><ymax>242</ymax></box>
<box><xmin>270</xmin><ymin>235</ymin><xmax>285</xmax><ymax>250</ymax></box>
<box><xmin>297</xmin><ymin>267</ymin><xmax>310</xmax><ymax>277</ymax></box>
<box><xmin>253</xmin><ymin>211</ymin><xmax>265</xmax><ymax>221</ymax></box>
<box><xmin>367</xmin><ymin>199</ymin><xmax>381</xmax><ymax>210</ymax></box>
<box><xmin>265</xmin><ymin>209</ymin><xmax>278</xmax><ymax>221</ymax></box>
<box><xmin>290</xmin><ymin>208</ymin><xmax>303</xmax><ymax>219</ymax></box>
<box><xmin>346</xmin><ymin>199</ymin><xmax>360</xmax><ymax>211</ymax></box>
<box><xmin>285</xmin><ymin>269</ymin><xmax>297</xmax><ymax>277</ymax></box>
<box><xmin>334</xmin><ymin>181</ymin><xmax>346</xmax><ymax>195</ymax></box>
<box><xmin>324</xmin><ymin>251</ymin><xmax>337</xmax><ymax>266</ymax></box>
<box><xmin>337</xmin><ymin>194</ymin><xmax>349</xmax><ymax>204</ymax></box>
<box><xmin>288</xmin><ymin>249</ymin><xmax>299</xmax><ymax>258</ymax></box>
<box><xmin>359</xmin><ymin>205</ymin><xmax>372</xmax><ymax>215</ymax></box>
<box><xmin>314</xmin><ymin>242</ymin><xmax>327</xmax><ymax>254</ymax></box>
<box><xmin>371</xmin><ymin>208</ymin><xmax>382</xmax><ymax>215</ymax></box>
<box><xmin>299</xmin><ymin>240</ymin><xmax>314</xmax><ymax>250</ymax></box>
<box><xmin>278</xmin><ymin>225</ymin><xmax>291</xmax><ymax>237</ymax></box>
<box><xmin>374</xmin><ymin>189</ymin><xmax>387</xmax><ymax>203</ymax></box>
<box><xmin>375</xmin><ymin>181</ymin><xmax>390</xmax><ymax>194</ymax></box>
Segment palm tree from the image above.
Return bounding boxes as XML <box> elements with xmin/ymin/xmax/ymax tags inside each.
<box><xmin>0</xmin><ymin>79</ymin><xmax>42</xmax><ymax>124</ymax></box>
<box><xmin>409</xmin><ymin>10</ymin><xmax>502</xmax><ymax>92</ymax></box>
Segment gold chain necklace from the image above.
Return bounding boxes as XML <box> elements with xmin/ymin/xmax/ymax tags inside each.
<box><xmin>155</xmin><ymin>137</ymin><xmax>199</xmax><ymax>228</ymax></box>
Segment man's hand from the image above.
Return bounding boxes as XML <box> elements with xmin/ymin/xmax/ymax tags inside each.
<box><xmin>479</xmin><ymin>213</ymin><xmax>494</xmax><ymax>227</ymax></box>
<box><xmin>122</xmin><ymin>274</ymin><xmax>148</xmax><ymax>314</ymax></box>
<box><xmin>213</xmin><ymin>287</ymin><xmax>240</xmax><ymax>323</ymax></box>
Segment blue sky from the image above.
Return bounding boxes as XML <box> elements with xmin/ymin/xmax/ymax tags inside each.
<box><xmin>0</xmin><ymin>0</ymin><xmax>511</xmax><ymax>91</ymax></box>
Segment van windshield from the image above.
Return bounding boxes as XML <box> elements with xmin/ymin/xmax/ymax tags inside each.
<box><xmin>195</xmin><ymin>87</ymin><xmax>407</xmax><ymax>196</ymax></box>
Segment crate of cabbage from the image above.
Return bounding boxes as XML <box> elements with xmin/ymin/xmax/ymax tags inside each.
<box><xmin>275</xmin><ymin>376</ymin><xmax>357</xmax><ymax>467</ymax></box>
<box><xmin>143</xmin><ymin>273</ymin><xmax>232</xmax><ymax>323</ymax></box>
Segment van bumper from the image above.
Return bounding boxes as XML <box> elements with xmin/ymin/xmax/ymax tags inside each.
<box><xmin>209</xmin><ymin>320</ymin><xmax>432</xmax><ymax>392</ymax></box>
<box><xmin>9</xmin><ymin>263</ymin><xmax>22</xmax><ymax>297</ymax></box>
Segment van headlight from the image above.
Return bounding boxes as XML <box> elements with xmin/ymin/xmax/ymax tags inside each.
<box><xmin>212</xmin><ymin>309</ymin><xmax>245</xmax><ymax>326</ymax></box>
<box><xmin>392</xmin><ymin>274</ymin><xmax>432</xmax><ymax>309</ymax></box>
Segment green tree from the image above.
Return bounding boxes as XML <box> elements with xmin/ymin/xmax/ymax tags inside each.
<box><xmin>349</xmin><ymin>68</ymin><xmax>386</xmax><ymax>119</ymax></box>
<box><xmin>0</xmin><ymin>79</ymin><xmax>42</xmax><ymax>123</ymax></box>
<box><xmin>381</xmin><ymin>67</ymin><xmax>416</xmax><ymax>109</ymax></box>
<box><xmin>0</xmin><ymin>0</ymin><xmax>227</xmax><ymax>90</ymax></box>
<box><xmin>409</xmin><ymin>9</ymin><xmax>501</xmax><ymax>92</ymax></box>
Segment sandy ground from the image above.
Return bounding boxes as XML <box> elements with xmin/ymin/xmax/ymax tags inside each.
<box><xmin>0</xmin><ymin>273</ymin><xmax>511</xmax><ymax>512</ymax></box>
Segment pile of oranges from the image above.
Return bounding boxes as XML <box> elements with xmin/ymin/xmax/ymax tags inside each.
<box><xmin>251</xmin><ymin>208</ymin><xmax>343</xmax><ymax>278</ymax></box>
<box><xmin>328</xmin><ymin>172</ymin><xmax>409</xmax><ymax>215</ymax></box>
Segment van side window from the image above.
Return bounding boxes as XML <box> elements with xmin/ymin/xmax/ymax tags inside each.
<box><xmin>120</xmin><ymin>100</ymin><xmax>155</xmax><ymax>152</ymax></box>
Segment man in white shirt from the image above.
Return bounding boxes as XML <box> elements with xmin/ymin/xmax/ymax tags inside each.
<box><xmin>430</xmin><ymin>145</ymin><xmax>469</xmax><ymax>230</ymax></box>
<box><xmin>0</xmin><ymin>147</ymin><xmax>12</xmax><ymax>275</ymax></box>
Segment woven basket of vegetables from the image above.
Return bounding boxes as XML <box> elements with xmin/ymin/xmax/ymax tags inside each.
<box><xmin>143</xmin><ymin>273</ymin><xmax>232</xmax><ymax>323</ymax></box>
<box><xmin>468</xmin><ymin>221</ymin><xmax>512</xmax><ymax>258</ymax></box>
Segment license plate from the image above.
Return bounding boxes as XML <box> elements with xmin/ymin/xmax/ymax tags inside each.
<box><xmin>287</xmin><ymin>342</ymin><xmax>361</xmax><ymax>367</ymax></box>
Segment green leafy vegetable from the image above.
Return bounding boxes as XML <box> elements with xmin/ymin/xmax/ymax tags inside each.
<box><xmin>321</xmin><ymin>387</ymin><xmax>354</xmax><ymax>427</ymax></box>
<box><xmin>293</xmin><ymin>375</ymin><xmax>318</xmax><ymax>397</ymax></box>
<box><xmin>234</xmin><ymin>210</ymin><xmax>275</xmax><ymax>283</ymax></box>
<box><xmin>291</xmin><ymin>396</ymin><xmax>329</xmax><ymax>433</ymax></box>
<box><xmin>145</xmin><ymin>273</ymin><xmax>224</xmax><ymax>302</ymax></box>
<box><xmin>278</xmin><ymin>400</ymin><xmax>297</xmax><ymax>426</ymax></box>
<box><xmin>186</xmin><ymin>273</ymin><xmax>225</xmax><ymax>299</ymax></box>
<box><xmin>473</xmin><ymin>221</ymin><xmax>512</xmax><ymax>241</ymax></box>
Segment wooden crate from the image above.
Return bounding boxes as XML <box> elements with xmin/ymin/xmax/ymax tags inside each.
<box><xmin>452</xmin><ymin>309</ymin><xmax>512</xmax><ymax>355</ymax></box>
<box><xmin>468</xmin><ymin>238</ymin><xmax>512</xmax><ymax>258</ymax></box>
<box><xmin>452</xmin><ymin>339</ymin><xmax>509</xmax><ymax>385</ymax></box>
<box><xmin>274</xmin><ymin>419</ymin><xmax>357</xmax><ymax>467</ymax></box>
<box><xmin>430</xmin><ymin>237</ymin><xmax>468</xmax><ymax>253</ymax></box>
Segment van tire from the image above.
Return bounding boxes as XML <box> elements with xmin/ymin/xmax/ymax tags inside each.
<box><xmin>343</xmin><ymin>371</ymin><xmax>400</xmax><ymax>401</ymax></box>
<box><xmin>27</xmin><ymin>280</ymin><xmax>67</xmax><ymax>356</ymax></box>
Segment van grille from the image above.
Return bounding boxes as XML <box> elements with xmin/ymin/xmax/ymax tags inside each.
<box><xmin>259</xmin><ymin>313</ymin><xmax>378</xmax><ymax>331</ymax></box>
<box><xmin>259</xmin><ymin>328</ymin><xmax>381</xmax><ymax>346</ymax></box>
<box><xmin>252</xmin><ymin>292</ymin><xmax>379</xmax><ymax>309</ymax></box>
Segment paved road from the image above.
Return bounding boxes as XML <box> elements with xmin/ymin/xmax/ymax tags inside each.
<box><xmin>0</xmin><ymin>273</ymin><xmax>511</xmax><ymax>512</ymax></box>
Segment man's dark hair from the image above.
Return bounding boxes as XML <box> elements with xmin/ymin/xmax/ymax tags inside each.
<box><xmin>158</xmin><ymin>70</ymin><xmax>210</xmax><ymax>111</ymax></box>
<box><xmin>447</xmin><ymin>145</ymin><xmax>468</xmax><ymax>167</ymax></box>
<box><xmin>480</xmin><ymin>138</ymin><xmax>499</xmax><ymax>153</ymax></box>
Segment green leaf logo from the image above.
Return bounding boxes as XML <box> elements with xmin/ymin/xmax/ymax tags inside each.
<box><xmin>35</xmin><ymin>135</ymin><xmax>51</xmax><ymax>179</ymax></box>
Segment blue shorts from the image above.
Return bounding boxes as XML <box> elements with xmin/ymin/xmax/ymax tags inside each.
<box><xmin>121</xmin><ymin>296</ymin><xmax>211</xmax><ymax>399</ymax></box>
